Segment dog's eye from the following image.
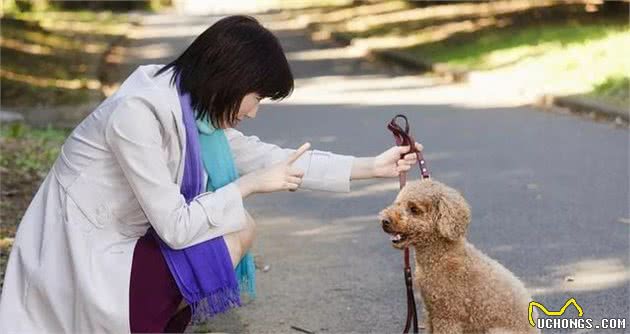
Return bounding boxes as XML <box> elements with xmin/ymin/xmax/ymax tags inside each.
<box><xmin>407</xmin><ymin>202</ymin><xmax>422</xmax><ymax>215</ymax></box>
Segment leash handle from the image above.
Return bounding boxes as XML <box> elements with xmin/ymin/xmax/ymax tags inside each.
<box><xmin>387</xmin><ymin>115</ymin><xmax>430</xmax><ymax>185</ymax></box>
<box><xmin>386</xmin><ymin>114</ymin><xmax>422</xmax><ymax>334</ymax></box>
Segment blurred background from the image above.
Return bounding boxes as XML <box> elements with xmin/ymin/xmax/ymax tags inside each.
<box><xmin>1</xmin><ymin>1</ymin><xmax>628</xmax><ymax>333</ymax></box>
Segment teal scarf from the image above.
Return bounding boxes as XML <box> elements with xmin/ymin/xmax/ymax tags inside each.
<box><xmin>196</xmin><ymin>117</ymin><xmax>256</xmax><ymax>299</ymax></box>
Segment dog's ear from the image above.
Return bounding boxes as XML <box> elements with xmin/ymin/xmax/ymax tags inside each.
<box><xmin>435</xmin><ymin>191</ymin><xmax>470</xmax><ymax>241</ymax></box>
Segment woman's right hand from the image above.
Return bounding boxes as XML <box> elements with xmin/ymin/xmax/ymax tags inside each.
<box><xmin>236</xmin><ymin>142</ymin><xmax>311</xmax><ymax>196</ymax></box>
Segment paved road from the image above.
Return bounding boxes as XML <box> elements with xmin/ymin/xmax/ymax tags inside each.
<box><xmin>114</xmin><ymin>12</ymin><xmax>629</xmax><ymax>334</ymax></box>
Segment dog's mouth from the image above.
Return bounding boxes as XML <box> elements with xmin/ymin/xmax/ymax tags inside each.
<box><xmin>383</xmin><ymin>225</ymin><xmax>408</xmax><ymax>245</ymax></box>
<box><xmin>381</xmin><ymin>219</ymin><xmax>409</xmax><ymax>247</ymax></box>
<box><xmin>388</xmin><ymin>233</ymin><xmax>407</xmax><ymax>245</ymax></box>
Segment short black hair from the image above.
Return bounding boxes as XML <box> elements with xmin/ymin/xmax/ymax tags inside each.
<box><xmin>155</xmin><ymin>15</ymin><xmax>294</xmax><ymax>128</ymax></box>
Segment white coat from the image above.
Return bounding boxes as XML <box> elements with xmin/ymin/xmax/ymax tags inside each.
<box><xmin>0</xmin><ymin>64</ymin><xmax>355</xmax><ymax>333</ymax></box>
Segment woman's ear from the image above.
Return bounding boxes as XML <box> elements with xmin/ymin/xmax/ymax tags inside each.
<box><xmin>435</xmin><ymin>191</ymin><xmax>470</xmax><ymax>241</ymax></box>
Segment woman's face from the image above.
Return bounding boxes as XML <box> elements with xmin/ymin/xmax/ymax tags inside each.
<box><xmin>229</xmin><ymin>92</ymin><xmax>262</xmax><ymax>128</ymax></box>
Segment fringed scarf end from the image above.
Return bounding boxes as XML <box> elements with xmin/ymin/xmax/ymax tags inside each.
<box><xmin>235</xmin><ymin>252</ymin><xmax>257</xmax><ymax>300</ymax></box>
<box><xmin>189</xmin><ymin>284</ymin><xmax>242</xmax><ymax>325</ymax></box>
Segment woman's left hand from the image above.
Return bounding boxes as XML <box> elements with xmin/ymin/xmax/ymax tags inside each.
<box><xmin>373</xmin><ymin>142</ymin><xmax>423</xmax><ymax>178</ymax></box>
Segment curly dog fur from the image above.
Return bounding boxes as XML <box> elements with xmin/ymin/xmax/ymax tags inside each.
<box><xmin>379</xmin><ymin>179</ymin><xmax>538</xmax><ymax>334</ymax></box>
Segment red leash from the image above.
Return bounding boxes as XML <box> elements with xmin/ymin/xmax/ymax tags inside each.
<box><xmin>387</xmin><ymin>114</ymin><xmax>429</xmax><ymax>334</ymax></box>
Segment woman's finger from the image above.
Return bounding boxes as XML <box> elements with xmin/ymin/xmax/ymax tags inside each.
<box><xmin>415</xmin><ymin>142</ymin><xmax>423</xmax><ymax>151</ymax></box>
<box><xmin>398</xmin><ymin>159</ymin><xmax>413</xmax><ymax>166</ymax></box>
<box><xmin>287</xmin><ymin>142</ymin><xmax>311</xmax><ymax>165</ymax></box>
<box><xmin>404</xmin><ymin>153</ymin><xmax>417</xmax><ymax>161</ymax></box>
<box><xmin>397</xmin><ymin>165</ymin><xmax>411</xmax><ymax>173</ymax></box>
<box><xmin>287</xmin><ymin>176</ymin><xmax>302</xmax><ymax>185</ymax></box>
<box><xmin>397</xmin><ymin>145</ymin><xmax>410</xmax><ymax>154</ymax></box>
<box><xmin>288</xmin><ymin>167</ymin><xmax>305</xmax><ymax>177</ymax></box>
<box><xmin>286</xmin><ymin>182</ymin><xmax>299</xmax><ymax>191</ymax></box>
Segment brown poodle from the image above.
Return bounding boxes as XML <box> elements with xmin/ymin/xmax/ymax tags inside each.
<box><xmin>379</xmin><ymin>179</ymin><xmax>538</xmax><ymax>334</ymax></box>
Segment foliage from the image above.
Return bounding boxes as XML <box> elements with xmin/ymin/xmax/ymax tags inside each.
<box><xmin>2</xmin><ymin>0</ymin><xmax>156</xmax><ymax>14</ymax></box>
<box><xmin>0</xmin><ymin>10</ymin><xmax>130</xmax><ymax>108</ymax></box>
<box><xmin>587</xmin><ymin>76</ymin><xmax>630</xmax><ymax>108</ymax></box>
<box><xmin>0</xmin><ymin>123</ymin><xmax>69</xmax><ymax>186</ymax></box>
<box><xmin>287</xmin><ymin>0</ymin><xmax>629</xmax><ymax>107</ymax></box>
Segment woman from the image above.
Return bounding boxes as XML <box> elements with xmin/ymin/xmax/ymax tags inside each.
<box><xmin>0</xmin><ymin>15</ymin><xmax>421</xmax><ymax>333</ymax></box>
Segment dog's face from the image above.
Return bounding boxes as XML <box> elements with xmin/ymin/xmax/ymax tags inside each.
<box><xmin>378</xmin><ymin>179</ymin><xmax>471</xmax><ymax>249</ymax></box>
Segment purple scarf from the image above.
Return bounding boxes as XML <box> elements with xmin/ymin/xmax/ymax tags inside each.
<box><xmin>151</xmin><ymin>76</ymin><xmax>241</xmax><ymax>324</ymax></box>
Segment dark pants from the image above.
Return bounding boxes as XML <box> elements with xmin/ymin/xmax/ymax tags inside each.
<box><xmin>129</xmin><ymin>231</ymin><xmax>192</xmax><ymax>333</ymax></box>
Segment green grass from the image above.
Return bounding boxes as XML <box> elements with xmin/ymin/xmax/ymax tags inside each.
<box><xmin>266</xmin><ymin>0</ymin><xmax>352</xmax><ymax>10</ymax></box>
<box><xmin>299</xmin><ymin>1</ymin><xmax>629</xmax><ymax>108</ymax></box>
<box><xmin>0</xmin><ymin>122</ymin><xmax>69</xmax><ymax>187</ymax></box>
<box><xmin>14</xmin><ymin>9</ymin><xmax>129</xmax><ymax>23</ymax></box>
<box><xmin>0</xmin><ymin>10</ymin><xmax>129</xmax><ymax>108</ymax></box>
<box><xmin>592</xmin><ymin>77</ymin><xmax>629</xmax><ymax>100</ymax></box>
<box><xmin>0</xmin><ymin>122</ymin><xmax>70</xmax><ymax>239</ymax></box>
<box><xmin>12</xmin><ymin>10</ymin><xmax>130</xmax><ymax>35</ymax></box>
<box><xmin>585</xmin><ymin>76</ymin><xmax>630</xmax><ymax>109</ymax></box>
<box><xmin>406</xmin><ymin>20</ymin><xmax>629</xmax><ymax>106</ymax></box>
<box><xmin>406</xmin><ymin>21</ymin><xmax>629</xmax><ymax>70</ymax></box>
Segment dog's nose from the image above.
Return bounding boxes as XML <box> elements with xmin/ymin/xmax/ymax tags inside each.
<box><xmin>381</xmin><ymin>218</ymin><xmax>391</xmax><ymax>225</ymax></box>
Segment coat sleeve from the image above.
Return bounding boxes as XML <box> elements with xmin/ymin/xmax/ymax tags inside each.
<box><xmin>225</xmin><ymin>128</ymin><xmax>354</xmax><ymax>192</ymax></box>
<box><xmin>105</xmin><ymin>97</ymin><xmax>246</xmax><ymax>250</ymax></box>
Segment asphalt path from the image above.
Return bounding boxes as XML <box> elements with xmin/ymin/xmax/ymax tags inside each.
<box><xmin>115</xmin><ymin>12</ymin><xmax>629</xmax><ymax>334</ymax></box>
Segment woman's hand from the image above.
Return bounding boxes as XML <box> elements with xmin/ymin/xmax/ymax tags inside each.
<box><xmin>236</xmin><ymin>142</ymin><xmax>311</xmax><ymax>196</ymax></box>
<box><xmin>373</xmin><ymin>142</ymin><xmax>423</xmax><ymax>178</ymax></box>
